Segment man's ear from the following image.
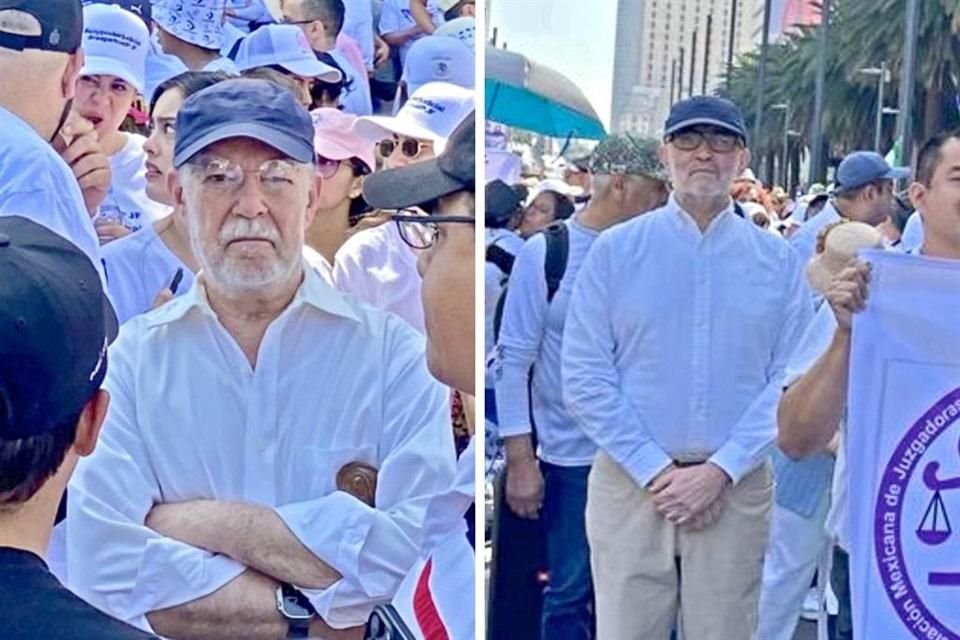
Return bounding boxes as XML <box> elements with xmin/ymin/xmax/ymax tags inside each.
<box><xmin>72</xmin><ymin>389</ymin><xmax>110</xmax><ymax>457</ymax></box>
<box><xmin>167</xmin><ymin>170</ymin><xmax>186</xmax><ymax>209</ymax></box>
<box><xmin>738</xmin><ymin>147</ymin><xmax>753</xmax><ymax>175</ymax></box>
<box><xmin>908</xmin><ymin>181</ymin><xmax>926</xmax><ymax>214</ymax></box>
<box><xmin>63</xmin><ymin>50</ymin><xmax>84</xmax><ymax>100</ymax></box>
<box><xmin>305</xmin><ymin>170</ymin><xmax>322</xmax><ymax>227</ymax></box>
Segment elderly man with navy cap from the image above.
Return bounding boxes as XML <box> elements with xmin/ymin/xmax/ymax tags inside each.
<box><xmin>64</xmin><ymin>78</ymin><xmax>456</xmax><ymax>640</ymax></box>
<box><xmin>561</xmin><ymin>96</ymin><xmax>813</xmax><ymax>640</ymax></box>
<box><xmin>790</xmin><ymin>150</ymin><xmax>909</xmax><ymax>265</ymax></box>
<box><xmin>0</xmin><ymin>217</ymin><xmax>157</xmax><ymax>639</ymax></box>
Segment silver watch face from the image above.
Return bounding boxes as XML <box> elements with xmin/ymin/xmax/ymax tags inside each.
<box><xmin>277</xmin><ymin>588</ymin><xmax>313</xmax><ymax>620</ymax></box>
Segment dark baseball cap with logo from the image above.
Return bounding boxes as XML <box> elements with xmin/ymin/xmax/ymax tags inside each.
<box><xmin>0</xmin><ymin>216</ymin><xmax>118</xmax><ymax>441</ymax></box>
<box><xmin>0</xmin><ymin>0</ymin><xmax>84</xmax><ymax>53</ymax></box>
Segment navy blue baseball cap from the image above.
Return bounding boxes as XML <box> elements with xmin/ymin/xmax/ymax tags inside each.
<box><xmin>173</xmin><ymin>78</ymin><xmax>315</xmax><ymax>168</ymax></box>
<box><xmin>664</xmin><ymin>96</ymin><xmax>748</xmax><ymax>140</ymax></box>
<box><xmin>833</xmin><ymin>151</ymin><xmax>910</xmax><ymax>194</ymax></box>
<box><xmin>0</xmin><ymin>216</ymin><xmax>118</xmax><ymax>441</ymax></box>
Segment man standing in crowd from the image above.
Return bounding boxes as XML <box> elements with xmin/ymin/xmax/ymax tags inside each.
<box><xmin>361</xmin><ymin>110</ymin><xmax>477</xmax><ymax>640</ymax></box>
<box><xmin>65</xmin><ymin>79</ymin><xmax>456</xmax><ymax>638</ymax></box>
<box><xmin>280</xmin><ymin>0</ymin><xmax>373</xmax><ymax>116</ymax></box>
<box><xmin>153</xmin><ymin>0</ymin><xmax>238</xmax><ymax>73</ymax></box>
<box><xmin>562</xmin><ymin>96</ymin><xmax>812</xmax><ymax>640</ymax></box>
<box><xmin>0</xmin><ymin>216</ymin><xmax>154</xmax><ymax>639</ymax></box>
<box><xmin>790</xmin><ymin>150</ymin><xmax>907</xmax><ymax>264</ymax></box>
<box><xmin>495</xmin><ymin>135</ymin><xmax>669</xmax><ymax>640</ymax></box>
<box><xmin>0</xmin><ymin>0</ymin><xmax>106</xmax><ymax>280</ymax></box>
<box><xmin>777</xmin><ymin>131</ymin><xmax>960</xmax><ymax>640</ymax></box>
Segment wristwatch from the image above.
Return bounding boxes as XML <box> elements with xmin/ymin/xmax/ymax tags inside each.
<box><xmin>276</xmin><ymin>583</ymin><xmax>316</xmax><ymax>639</ymax></box>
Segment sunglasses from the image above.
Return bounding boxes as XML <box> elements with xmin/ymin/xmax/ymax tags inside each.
<box><xmin>315</xmin><ymin>154</ymin><xmax>345</xmax><ymax>180</ymax></box>
<box><xmin>377</xmin><ymin>137</ymin><xmax>430</xmax><ymax>160</ymax></box>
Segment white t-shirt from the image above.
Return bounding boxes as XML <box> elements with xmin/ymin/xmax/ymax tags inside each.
<box><xmin>100</xmin><ymin>134</ymin><xmax>171</xmax><ymax>234</ymax></box>
<box><xmin>900</xmin><ymin>210</ymin><xmax>924</xmax><ymax>253</ymax></box>
<box><xmin>484</xmin><ymin>228</ymin><xmax>523</xmax><ymax>363</ymax></box>
<box><xmin>378</xmin><ymin>0</ymin><xmax>444</xmax><ymax>65</ymax></box>
<box><xmin>333</xmin><ymin>221</ymin><xmax>424</xmax><ymax>333</ymax></box>
<box><xmin>0</xmin><ymin>106</ymin><xmax>104</xmax><ymax>284</ymax></box>
<box><xmin>343</xmin><ymin>0</ymin><xmax>375</xmax><ymax>70</ymax></box>
<box><xmin>328</xmin><ymin>48</ymin><xmax>373</xmax><ymax>116</ymax></box>
<box><xmin>101</xmin><ymin>221</ymin><xmax>193</xmax><ymax>324</ymax></box>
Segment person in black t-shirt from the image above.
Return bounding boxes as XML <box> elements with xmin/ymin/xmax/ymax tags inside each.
<box><xmin>0</xmin><ymin>214</ymin><xmax>154</xmax><ymax>639</ymax></box>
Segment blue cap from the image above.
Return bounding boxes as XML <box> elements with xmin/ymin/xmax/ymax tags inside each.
<box><xmin>664</xmin><ymin>96</ymin><xmax>747</xmax><ymax>140</ymax></box>
<box><xmin>834</xmin><ymin>151</ymin><xmax>910</xmax><ymax>194</ymax></box>
<box><xmin>173</xmin><ymin>78</ymin><xmax>315</xmax><ymax>168</ymax></box>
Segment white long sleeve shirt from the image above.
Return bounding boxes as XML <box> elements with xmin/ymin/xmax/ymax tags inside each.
<box><xmin>494</xmin><ymin>218</ymin><xmax>599</xmax><ymax>466</ymax></box>
<box><xmin>484</xmin><ymin>228</ymin><xmax>523</xmax><ymax>361</ymax></box>
<box><xmin>562</xmin><ymin>195</ymin><xmax>813</xmax><ymax>487</ymax></box>
<box><xmin>65</xmin><ymin>264</ymin><xmax>456</xmax><ymax>632</ymax></box>
<box><xmin>788</xmin><ymin>200</ymin><xmax>842</xmax><ymax>265</ymax></box>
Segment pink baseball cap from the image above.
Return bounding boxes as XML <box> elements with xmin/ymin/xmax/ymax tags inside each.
<box><xmin>311</xmin><ymin>108</ymin><xmax>377</xmax><ymax>173</ymax></box>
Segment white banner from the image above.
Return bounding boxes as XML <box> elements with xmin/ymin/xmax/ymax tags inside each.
<box><xmin>848</xmin><ymin>250</ymin><xmax>960</xmax><ymax>639</ymax></box>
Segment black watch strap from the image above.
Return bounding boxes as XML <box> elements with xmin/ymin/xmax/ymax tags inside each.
<box><xmin>287</xmin><ymin>617</ymin><xmax>311</xmax><ymax>639</ymax></box>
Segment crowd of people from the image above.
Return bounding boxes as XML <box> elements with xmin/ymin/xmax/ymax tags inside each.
<box><xmin>485</xmin><ymin>92</ymin><xmax>960</xmax><ymax>640</ymax></box>
<box><xmin>0</xmin><ymin>0</ymin><xmax>476</xmax><ymax>639</ymax></box>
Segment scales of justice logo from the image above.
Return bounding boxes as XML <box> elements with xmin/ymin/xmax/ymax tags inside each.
<box><xmin>874</xmin><ymin>387</ymin><xmax>960</xmax><ymax>639</ymax></box>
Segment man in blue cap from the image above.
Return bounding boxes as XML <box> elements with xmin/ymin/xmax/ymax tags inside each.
<box><xmin>562</xmin><ymin>95</ymin><xmax>813</xmax><ymax>639</ymax></box>
<box><xmin>64</xmin><ymin>78</ymin><xmax>456</xmax><ymax>640</ymax></box>
<box><xmin>0</xmin><ymin>217</ymin><xmax>156</xmax><ymax>639</ymax></box>
<box><xmin>790</xmin><ymin>150</ymin><xmax>909</xmax><ymax>265</ymax></box>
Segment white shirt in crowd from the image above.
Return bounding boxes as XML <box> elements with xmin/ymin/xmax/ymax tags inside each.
<box><xmin>483</xmin><ymin>227</ymin><xmax>523</xmax><ymax>360</ymax></box>
<box><xmin>562</xmin><ymin>195</ymin><xmax>813</xmax><ymax>487</ymax></box>
<box><xmin>343</xmin><ymin>0</ymin><xmax>375</xmax><ymax>70</ymax></box>
<box><xmin>783</xmin><ymin>290</ymin><xmax>861</xmax><ymax>552</ymax></box>
<box><xmin>391</xmin><ymin>438</ymin><xmax>475</xmax><ymax>640</ymax></box>
<box><xmin>202</xmin><ymin>55</ymin><xmax>239</xmax><ymax>74</ymax></box>
<box><xmin>495</xmin><ymin>217</ymin><xmax>599</xmax><ymax>467</ymax></box>
<box><xmin>788</xmin><ymin>200</ymin><xmax>842</xmax><ymax>265</ymax></box>
<box><xmin>101</xmin><ymin>134</ymin><xmax>171</xmax><ymax>233</ymax></box>
<box><xmin>333</xmin><ymin>221</ymin><xmax>425</xmax><ymax>333</ymax></box>
<box><xmin>378</xmin><ymin>0</ymin><xmax>444</xmax><ymax>65</ymax></box>
<box><xmin>0</xmin><ymin>105</ymin><xmax>105</xmax><ymax>284</ymax></box>
<box><xmin>103</xmin><ymin>222</ymin><xmax>334</xmax><ymax>324</ymax></box>
<box><xmin>65</xmin><ymin>265</ymin><xmax>457</xmax><ymax>632</ymax></box>
<box><xmin>900</xmin><ymin>210</ymin><xmax>924</xmax><ymax>253</ymax></box>
<box><xmin>329</xmin><ymin>48</ymin><xmax>373</xmax><ymax>116</ymax></box>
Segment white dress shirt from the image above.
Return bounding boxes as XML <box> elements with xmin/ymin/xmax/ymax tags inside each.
<box><xmin>333</xmin><ymin>221</ymin><xmax>424</xmax><ymax>333</ymax></box>
<box><xmin>562</xmin><ymin>195</ymin><xmax>813</xmax><ymax>487</ymax></box>
<box><xmin>65</xmin><ymin>264</ymin><xmax>457</xmax><ymax>632</ymax></box>
<box><xmin>494</xmin><ymin>217</ymin><xmax>599</xmax><ymax>467</ymax></box>
<box><xmin>0</xmin><ymin>106</ymin><xmax>104</xmax><ymax>283</ymax></box>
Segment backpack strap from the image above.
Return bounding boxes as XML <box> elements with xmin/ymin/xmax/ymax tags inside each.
<box><xmin>486</xmin><ymin>243</ymin><xmax>516</xmax><ymax>276</ymax></box>
<box><xmin>542</xmin><ymin>222</ymin><xmax>570</xmax><ymax>303</ymax></box>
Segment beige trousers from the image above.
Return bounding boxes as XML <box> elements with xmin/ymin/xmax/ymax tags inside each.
<box><xmin>586</xmin><ymin>451</ymin><xmax>772</xmax><ymax>640</ymax></box>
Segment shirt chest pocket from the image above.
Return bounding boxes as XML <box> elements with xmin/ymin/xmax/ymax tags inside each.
<box><xmin>287</xmin><ymin>445</ymin><xmax>379</xmax><ymax>505</ymax></box>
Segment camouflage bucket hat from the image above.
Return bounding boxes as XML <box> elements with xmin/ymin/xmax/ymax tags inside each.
<box><xmin>588</xmin><ymin>134</ymin><xmax>669</xmax><ymax>182</ymax></box>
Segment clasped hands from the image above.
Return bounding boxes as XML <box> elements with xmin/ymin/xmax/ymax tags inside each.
<box><xmin>647</xmin><ymin>462</ymin><xmax>731</xmax><ymax>531</ymax></box>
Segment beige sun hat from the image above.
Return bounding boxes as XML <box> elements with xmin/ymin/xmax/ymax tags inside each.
<box><xmin>806</xmin><ymin>221</ymin><xmax>884</xmax><ymax>294</ymax></box>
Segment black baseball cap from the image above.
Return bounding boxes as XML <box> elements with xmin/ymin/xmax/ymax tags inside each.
<box><xmin>0</xmin><ymin>0</ymin><xmax>84</xmax><ymax>53</ymax></box>
<box><xmin>173</xmin><ymin>78</ymin><xmax>316</xmax><ymax>168</ymax></box>
<box><xmin>485</xmin><ymin>179</ymin><xmax>522</xmax><ymax>226</ymax></box>
<box><xmin>362</xmin><ymin>111</ymin><xmax>475</xmax><ymax>210</ymax></box>
<box><xmin>664</xmin><ymin>96</ymin><xmax>748</xmax><ymax>141</ymax></box>
<box><xmin>0</xmin><ymin>216</ymin><xmax>118</xmax><ymax>441</ymax></box>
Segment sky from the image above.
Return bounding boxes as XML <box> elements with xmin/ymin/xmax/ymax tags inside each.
<box><xmin>488</xmin><ymin>0</ymin><xmax>620</xmax><ymax>128</ymax></box>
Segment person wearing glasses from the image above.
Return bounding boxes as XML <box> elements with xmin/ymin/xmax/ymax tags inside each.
<box><xmin>99</xmin><ymin>71</ymin><xmax>231</xmax><ymax>324</ymax></box>
<box><xmin>279</xmin><ymin>0</ymin><xmax>373</xmax><ymax>116</ymax></box>
<box><xmin>361</xmin><ymin>112</ymin><xmax>476</xmax><ymax>640</ymax></box>
<box><xmin>561</xmin><ymin>96</ymin><xmax>813</xmax><ymax>640</ymax></box>
<box><xmin>331</xmin><ymin>82</ymin><xmax>473</xmax><ymax>332</ymax></box>
<box><xmin>64</xmin><ymin>78</ymin><xmax>456</xmax><ymax>639</ymax></box>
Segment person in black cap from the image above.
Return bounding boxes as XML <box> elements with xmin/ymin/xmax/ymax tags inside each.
<box><xmin>561</xmin><ymin>95</ymin><xmax>813</xmax><ymax>640</ymax></box>
<box><xmin>64</xmin><ymin>77</ymin><xmax>456</xmax><ymax>640</ymax></box>
<box><xmin>359</xmin><ymin>112</ymin><xmax>475</xmax><ymax>640</ymax></box>
<box><xmin>0</xmin><ymin>0</ymin><xmax>110</xmax><ymax>282</ymax></box>
<box><xmin>0</xmin><ymin>216</ymin><xmax>155</xmax><ymax>639</ymax></box>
